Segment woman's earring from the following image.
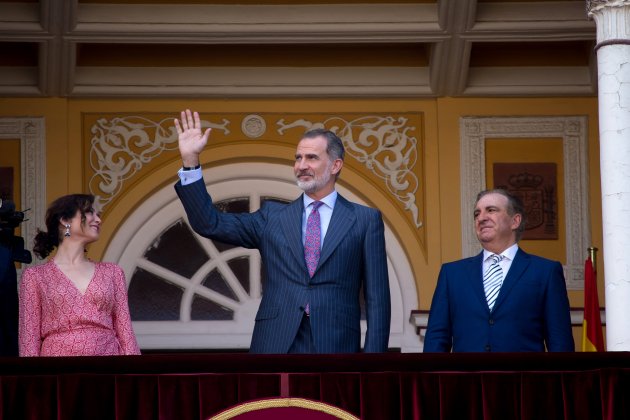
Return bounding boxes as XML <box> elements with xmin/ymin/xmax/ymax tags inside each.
<box><xmin>64</xmin><ymin>224</ymin><xmax>71</xmax><ymax>237</ymax></box>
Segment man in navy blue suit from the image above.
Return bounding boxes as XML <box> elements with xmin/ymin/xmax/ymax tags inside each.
<box><xmin>173</xmin><ymin>110</ymin><xmax>390</xmax><ymax>353</ymax></box>
<box><xmin>424</xmin><ymin>189</ymin><xmax>574</xmax><ymax>352</ymax></box>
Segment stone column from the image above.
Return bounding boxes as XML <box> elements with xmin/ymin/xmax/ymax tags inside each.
<box><xmin>587</xmin><ymin>0</ymin><xmax>630</xmax><ymax>351</ymax></box>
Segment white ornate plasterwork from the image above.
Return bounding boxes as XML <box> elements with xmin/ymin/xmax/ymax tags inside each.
<box><xmin>89</xmin><ymin>115</ymin><xmax>230</xmax><ymax>210</ymax></box>
<box><xmin>277</xmin><ymin>115</ymin><xmax>422</xmax><ymax>228</ymax></box>
<box><xmin>0</xmin><ymin>117</ymin><xmax>46</xmax><ymax>270</ymax></box>
<box><xmin>459</xmin><ymin>116</ymin><xmax>590</xmax><ymax>290</ymax></box>
<box><xmin>89</xmin><ymin>113</ymin><xmax>423</xmax><ymax>227</ymax></box>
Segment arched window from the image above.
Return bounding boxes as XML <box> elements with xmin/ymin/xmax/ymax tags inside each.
<box><xmin>105</xmin><ymin>163</ymin><xmax>419</xmax><ymax>351</ymax></box>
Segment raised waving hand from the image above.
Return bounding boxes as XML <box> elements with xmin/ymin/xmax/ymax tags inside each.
<box><xmin>174</xmin><ymin>109</ymin><xmax>212</xmax><ymax>167</ymax></box>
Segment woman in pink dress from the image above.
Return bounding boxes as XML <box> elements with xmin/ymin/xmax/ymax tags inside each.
<box><xmin>19</xmin><ymin>194</ymin><xmax>140</xmax><ymax>356</ymax></box>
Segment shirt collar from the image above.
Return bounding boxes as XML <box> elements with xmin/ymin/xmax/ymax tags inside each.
<box><xmin>303</xmin><ymin>190</ymin><xmax>338</xmax><ymax>210</ymax></box>
<box><xmin>483</xmin><ymin>243</ymin><xmax>519</xmax><ymax>261</ymax></box>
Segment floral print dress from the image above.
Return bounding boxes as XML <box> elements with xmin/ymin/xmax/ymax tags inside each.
<box><xmin>18</xmin><ymin>260</ymin><xmax>140</xmax><ymax>356</ymax></box>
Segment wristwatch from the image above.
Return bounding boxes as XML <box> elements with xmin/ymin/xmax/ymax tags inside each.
<box><xmin>182</xmin><ymin>164</ymin><xmax>201</xmax><ymax>171</ymax></box>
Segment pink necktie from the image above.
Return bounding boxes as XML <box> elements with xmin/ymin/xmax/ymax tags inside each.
<box><xmin>304</xmin><ymin>201</ymin><xmax>323</xmax><ymax>278</ymax></box>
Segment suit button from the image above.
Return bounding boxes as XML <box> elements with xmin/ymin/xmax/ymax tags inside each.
<box><xmin>485</xmin><ymin>345</ymin><xmax>491</xmax><ymax>352</ymax></box>
<box><xmin>489</xmin><ymin>319</ymin><xmax>494</xmax><ymax>325</ymax></box>
<box><xmin>308</xmin><ymin>285</ymin><xmax>313</xmax><ymax>290</ymax></box>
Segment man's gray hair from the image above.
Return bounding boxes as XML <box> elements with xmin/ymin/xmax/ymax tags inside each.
<box><xmin>302</xmin><ymin>128</ymin><xmax>345</xmax><ymax>161</ymax></box>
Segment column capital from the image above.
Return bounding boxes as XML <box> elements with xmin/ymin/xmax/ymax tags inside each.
<box><xmin>587</xmin><ymin>0</ymin><xmax>630</xmax><ymax>13</ymax></box>
<box><xmin>587</xmin><ymin>0</ymin><xmax>630</xmax><ymax>46</ymax></box>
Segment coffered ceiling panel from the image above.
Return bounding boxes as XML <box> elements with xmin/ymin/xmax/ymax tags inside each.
<box><xmin>0</xmin><ymin>0</ymin><xmax>597</xmax><ymax>97</ymax></box>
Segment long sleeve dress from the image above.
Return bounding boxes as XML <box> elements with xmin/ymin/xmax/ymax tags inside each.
<box><xmin>18</xmin><ymin>260</ymin><xmax>140</xmax><ymax>356</ymax></box>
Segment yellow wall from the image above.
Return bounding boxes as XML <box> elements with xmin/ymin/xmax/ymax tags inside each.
<box><xmin>434</xmin><ymin>98</ymin><xmax>601</xmax><ymax>307</ymax></box>
<box><xmin>434</xmin><ymin>97</ymin><xmax>602</xmax><ymax>348</ymax></box>
<box><xmin>0</xmin><ymin>96</ymin><xmax>604</xmax><ymax>349</ymax></box>
<box><xmin>486</xmin><ymin>138</ymin><xmax>566</xmax><ymax>263</ymax></box>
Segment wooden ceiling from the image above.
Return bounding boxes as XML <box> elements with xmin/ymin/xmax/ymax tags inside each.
<box><xmin>0</xmin><ymin>0</ymin><xmax>596</xmax><ymax>97</ymax></box>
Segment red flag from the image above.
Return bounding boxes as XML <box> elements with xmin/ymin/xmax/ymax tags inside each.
<box><xmin>581</xmin><ymin>256</ymin><xmax>605</xmax><ymax>352</ymax></box>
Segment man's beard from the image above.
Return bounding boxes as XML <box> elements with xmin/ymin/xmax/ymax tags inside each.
<box><xmin>296</xmin><ymin>169</ymin><xmax>332</xmax><ymax>194</ymax></box>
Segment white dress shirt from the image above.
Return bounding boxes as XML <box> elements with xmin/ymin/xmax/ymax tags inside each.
<box><xmin>178</xmin><ymin>166</ymin><xmax>203</xmax><ymax>185</ymax></box>
<box><xmin>482</xmin><ymin>242</ymin><xmax>519</xmax><ymax>279</ymax></box>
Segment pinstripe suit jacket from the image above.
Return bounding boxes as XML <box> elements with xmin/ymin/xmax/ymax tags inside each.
<box><xmin>175</xmin><ymin>178</ymin><xmax>391</xmax><ymax>353</ymax></box>
<box><xmin>423</xmin><ymin>248</ymin><xmax>574</xmax><ymax>352</ymax></box>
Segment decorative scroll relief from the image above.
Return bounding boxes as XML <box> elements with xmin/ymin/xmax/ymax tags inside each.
<box><xmin>89</xmin><ymin>116</ymin><xmax>230</xmax><ymax>210</ymax></box>
<box><xmin>277</xmin><ymin>116</ymin><xmax>422</xmax><ymax>228</ymax></box>
<box><xmin>460</xmin><ymin>116</ymin><xmax>590</xmax><ymax>290</ymax></box>
<box><xmin>89</xmin><ymin>114</ymin><xmax>422</xmax><ymax>228</ymax></box>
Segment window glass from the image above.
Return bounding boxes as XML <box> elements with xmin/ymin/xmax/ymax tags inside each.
<box><xmin>143</xmin><ymin>219</ymin><xmax>206</xmax><ymax>278</ymax></box>
<box><xmin>129</xmin><ymin>267</ymin><xmax>182</xmax><ymax>321</ymax></box>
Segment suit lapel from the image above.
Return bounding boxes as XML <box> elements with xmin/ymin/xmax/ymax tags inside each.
<box><xmin>280</xmin><ymin>196</ymin><xmax>307</xmax><ymax>273</ymax></box>
<box><xmin>316</xmin><ymin>195</ymin><xmax>355</xmax><ymax>273</ymax></box>
<box><xmin>492</xmin><ymin>248</ymin><xmax>530</xmax><ymax>312</ymax></box>
<box><xmin>469</xmin><ymin>252</ymin><xmax>488</xmax><ymax>309</ymax></box>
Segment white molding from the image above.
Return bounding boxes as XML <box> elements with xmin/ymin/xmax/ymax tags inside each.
<box><xmin>459</xmin><ymin>116</ymin><xmax>590</xmax><ymax>290</ymax></box>
<box><xmin>569</xmin><ymin>308</ymin><xmax>606</xmax><ymax>326</ymax></box>
<box><xmin>0</xmin><ymin>117</ymin><xmax>47</xmax><ymax>272</ymax></box>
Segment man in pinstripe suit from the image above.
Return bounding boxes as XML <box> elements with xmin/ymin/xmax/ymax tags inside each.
<box><xmin>173</xmin><ymin>109</ymin><xmax>391</xmax><ymax>353</ymax></box>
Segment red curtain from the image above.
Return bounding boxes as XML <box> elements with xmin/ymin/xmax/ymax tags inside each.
<box><xmin>0</xmin><ymin>353</ymin><xmax>629</xmax><ymax>419</ymax></box>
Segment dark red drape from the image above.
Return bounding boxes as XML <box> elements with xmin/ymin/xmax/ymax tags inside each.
<box><xmin>0</xmin><ymin>353</ymin><xmax>628</xmax><ymax>420</ymax></box>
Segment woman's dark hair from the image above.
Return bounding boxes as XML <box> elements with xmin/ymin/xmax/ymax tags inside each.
<box><xmin>32</xmin><ymin>194</ymin><xmax>95</xmax><ymax>259</ymax></box>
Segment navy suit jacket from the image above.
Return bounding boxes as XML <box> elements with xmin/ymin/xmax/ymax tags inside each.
<box><xmin>175</xmin><ymin>178</ymin><xmax>391</xmax><ymax>353</ymax></box>
<box><xmin>424</xmin><ymin>248</ymin><xmax>574</xmax><ymax>352</ymax></box>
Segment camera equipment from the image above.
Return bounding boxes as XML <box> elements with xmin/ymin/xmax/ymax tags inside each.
<box><xmin>0</xmin><ymin>198</ymin><xmax>32</xmax><ymax>264</ymax></box>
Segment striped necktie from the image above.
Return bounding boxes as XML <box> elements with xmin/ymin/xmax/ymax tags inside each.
<box><xmin>483</xmin><ymin>254</ymin><xmax>504</xmax><ymax>310</ymax></box>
